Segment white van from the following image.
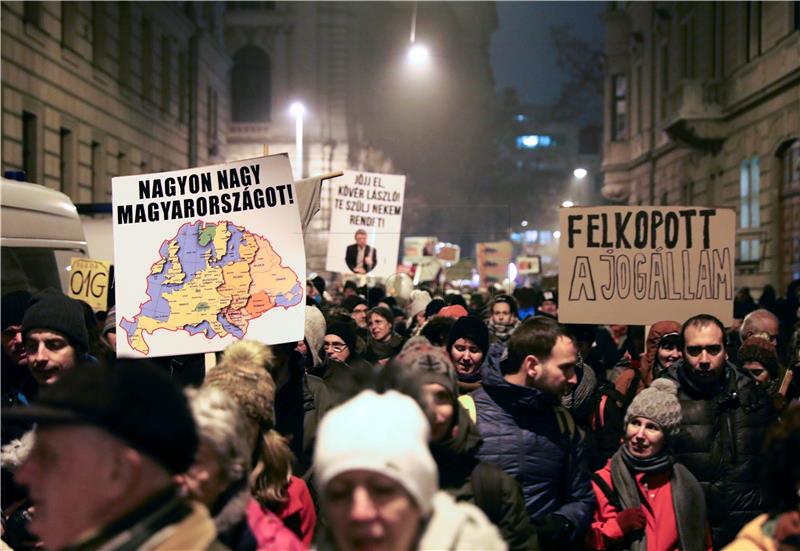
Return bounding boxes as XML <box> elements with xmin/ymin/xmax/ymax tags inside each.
<box><xmin>1</xmin><ymin>177</ymin><xmax>88</xmax><ymax>295</ymax></box>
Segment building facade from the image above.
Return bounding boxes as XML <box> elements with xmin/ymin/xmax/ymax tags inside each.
<box><xmin>601</xmin><ymin>1</ymin><xmax>800</xmax><ymax>292</ymax></box>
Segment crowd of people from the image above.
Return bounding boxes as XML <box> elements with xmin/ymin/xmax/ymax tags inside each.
<box><xmin>1</xmin><ymin>276</ymin><xmax>799</xmax><ymax>551</ymax></box>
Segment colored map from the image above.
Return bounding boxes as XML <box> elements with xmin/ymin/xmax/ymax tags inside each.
<box><xmin>120</xmin><ymin>220</ymin><xmax>303</xmax><ymax>355</ymax></box>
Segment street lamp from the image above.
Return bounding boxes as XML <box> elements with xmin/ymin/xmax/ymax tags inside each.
<box><xmin>289</xmin><ymin>102</ymin><xmax>306</xmax><ymax>179</ymax></box>
<box><xmin>406</xmin><ymin>1</ymin><xmax>431</xmax><ymax>69</ymax></box>
<box><xmin>573</xmin><ymin>168</ymin><xmax>588</xmax><ymax>179</ymax></box>
<box><xmin>561</xmin><ymin>200</ymin><xmax>575</xmax><ymax>208</ymax></box>
<box><xmin>554</xmin><ymin>230</ymin><xmax>562</xmax><ymax>239</ymax></box>
<box><xmin>521</xmin><ymin>220</ymin><xmax>529</xmax><ymax>227</ymax></box>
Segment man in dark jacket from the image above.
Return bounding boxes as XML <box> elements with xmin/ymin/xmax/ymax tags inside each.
<box><xmin>659</xmin><ymin>313</ymin><xmax>777</xmax><ymax>549</ymax></box>
<box><xmin>473</xmin><ymin>316</ymin><xmax>595</xmax><ymax>550</ymax></box>
<box><xmin>344</xmin><ymin>229</ymin><xmax>377</xmax><ymax>274</ymax></box>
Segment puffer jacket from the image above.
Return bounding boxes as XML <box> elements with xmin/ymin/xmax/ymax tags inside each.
<box><xmin>431</xmin><ymin>402</ymin><xmax>539</xmax><ymax>551</ymax></box>
<box><xmin>473</xmin><ymin>363</ymin><xmax>595</xmax><ymax>542</ymax></box>
<box><xmin>659</xmin><ymin>360</ymin><xmax>776</xmax><ymax>549</ymax></box>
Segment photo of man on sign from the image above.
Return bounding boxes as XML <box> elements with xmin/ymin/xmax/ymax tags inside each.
<box><xmin>345</xmin><ymin>228</ymin><xmax>378</xmax><ymax>274</ymax></box>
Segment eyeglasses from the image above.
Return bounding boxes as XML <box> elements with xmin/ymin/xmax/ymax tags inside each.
<box><xmin>323</xmin><ymin>341</ymin><xmax>347</xmax><ymax>352</ymax></box>
<box><xmin>685</xmin><ymin>344</ymin><xmax>723</xmax><ymax>357</ymax></box>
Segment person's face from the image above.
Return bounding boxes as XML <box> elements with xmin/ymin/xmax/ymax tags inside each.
<box><xmin>491</xmin><ymin>303</ymin><xmax>512</xmax><ymax>325</ymax></box>
<box><xmin>422</xmin><ymin>383</ymin><xmax>454</xmax><ymax>442</ymax></box>
<box><xmin>610</xmin><ymin>324</ymin><xmax>628</xmax><ymax>339</ymax></box>
<box><xmin>539</xmin><ymin>301</ymin><xmax>558</xmax><ymax>316</ymax></box>
<box><xmin>529</xmin><ymin>336</ymin><xmax>578</xmax><ymax>396</ymax></box>
<box><xmin>356</xmin><ymin>233</ymin><xmax>367</xmax><ymax>247</ymax></box>
<box><xmin>450</xmin><ymin>338</ymin><xmax>484</xmax><ymax>377</ymax></box>
<box><xmin>24</xmin><ymin>329</ymin><xmax>78</xmax><ymax>385</ymax></box>
<box><xmin>178</xmin><ymin>440</ymin><xmax>228</xmax><ymax>509</ymax></box>
<box><xmin>352</xmin><ymin>305</ymin><xmax>369</xmax><ymax>328</ymax></box>
<box><xmin>344</xmin><ymin>287</ymin><xmax>357</xmax><ymax>298</ymax></box>
<box><xmin>369</xmin><ymin>314</ymin><xmax>392</xmax><ymax>342</ymax></box>
<box><xmin>743</xmin><ymin>360</ymin><xmax>770</xmax><ymax>385</ymax></box>
<box><xmin>295</xmin><ymin>339</ymin><xmax>308</xmax><ymax>357</ymax></box>
<box><xmin>625</xmin><ymin>416</ymin><xmax>665</xmax><ymax>459</ymax></box>
<box><xmin>324</xmin><ymin>470</ymin><xmax>422</xmax><ymax>551</ymax></box>
<box><xmin>324</xmin><ymin>334</ymin><xmax>351</xmax><ymax>363</ymax></box>
<box><xmin>656</xmin><ymin>339</ymin><xmax>682</xmax><ymax>370</ymax></box>
<box><xmin>16</xmin><ymin>425</ymin><xmax>118</xmax><ymax>550</ymax></box>
<box><xmin>2</xmin><ymin>323</ymin><xmax>27</xmax><ymax>365</ymax></box>
<box><xmin>682</xmin><ymin>323</ymin><xmax>726</xmax><ymax>382</ymax></box>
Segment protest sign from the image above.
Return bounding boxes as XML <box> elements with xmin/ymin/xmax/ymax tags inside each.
<box><xmin>476</xmin><ymin>241</ymin><xmax>512</xmax><ymax>286</ymax></box>
<box><xmin>436</xmin><ymin>242</ymin><xmax>461</xmax><ymax>265</ymax></box>
<box><xmin>558</xmin><ymin>206</ymin><xmax>735</xmax><ymax>326</ymax></box>
<box><xmin>326</xmin><ymin>170</ymin><xmax>406</xmax><ymax>278</ymax></box>
<box><xmin>516</xmin><ymin>255</ymin><xmax>541</xmax><ymax>275</ymax></box>
<box><xmin>403</xmin><ymin>236</ymin><xmax>437</xmax><ymax>263</ymax></box>
<box><xmin>112</xmin><ymin>154</ymin><xmax>305</xmax><ymax>358</ymax></box>
<box><xmin>67</xmin><ymin>258</ymin><xmax>110</xmax><ymax>312</ymax></box>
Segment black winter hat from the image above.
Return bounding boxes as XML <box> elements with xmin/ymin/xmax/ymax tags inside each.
<box><xmin>326</xmin><ymin>321</ymin><xmax>358</xmax><ymax>355</ymax></box>
<box><xmin>342</xmin><ymin>295</ymin><xmax>368</xmax><ymax>313</ymax></box>
<box><xmin>1</xmin><ymin>290</ymin><xmax>32</xmax><ymax>329</ymax></box>
<box><xmin>425</xmin><ymin>298</ymin><xmax>447</xmax><ymax>318</ymax></box>
<box><xmin>3</xmin><ymin>359</ymin><xmax>198</xmax><ymax>474</ymax></box>
<box><xmin>21</xmin><ymin>290</ymin><xmax>89</xmax><ymax>352</ymax></box>
<box><xmin>447</xmin><ymin>315</ymin><xmax>489</xmax><ymax>357</ymax></box>
<box><xmin>370</xmin><ymin>306</ymin><xmax>395</xmax><ymax>325</ymax></box>
<box><xmin>491</xmin><ymin>294</ymin><xmax>519</xmax><ymax>317</ymax></box>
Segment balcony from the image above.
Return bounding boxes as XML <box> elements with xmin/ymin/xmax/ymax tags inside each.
<box><xmin>663</xmin><ymin>79</ymin><xmax>727</xmax><ymax>154</ymax></box>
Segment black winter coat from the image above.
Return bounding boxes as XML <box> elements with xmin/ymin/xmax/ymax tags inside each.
<box><xmin>660</xmin><ymin>361</ymin><xmax>776</xmax><ymax>549</ymax></box>
<box><xmin>430</xmin><ymin>403</ymin><xmax>539</xmax><ymax>551</ymax></box>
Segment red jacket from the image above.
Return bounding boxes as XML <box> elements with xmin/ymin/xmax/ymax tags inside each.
<box><xmin>587</xmin><ymin>460</ymin><xmax>711</xmax><ymax>551</ymax></box>
<box><xmin>275</xmin><ymin>476</ymin><xmax>316</xmax><ymax>547</ymax></box>
<box><xmin>246</xmin><ymin>499</ymin><xmax>306</xmax><ymax>551</ymax></box>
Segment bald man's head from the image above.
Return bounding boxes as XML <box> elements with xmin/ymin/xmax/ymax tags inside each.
<box><xmin>740</xmin><ymin>309</ymin><xmax>779</xmax><ymax>346</ymax></box>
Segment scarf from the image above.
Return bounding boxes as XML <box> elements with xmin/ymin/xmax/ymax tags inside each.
<box><xmin>367</xmin><ymin>332</ymin><xmax>404</xmax><ymax>361</ymax></box>
<box><xmin>487</xmin><ymin>319</ymin><xmax>519</xmax><ymax>344</ymax></box>
<box><xmin>610</xmin><ymin>448</ymin><xmax>707</xmax><ymax>551</ymax></box>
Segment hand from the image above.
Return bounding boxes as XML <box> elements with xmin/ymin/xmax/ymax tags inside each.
<box><xmin>535</xmin><ymin>514</ymin><xmax>574</xmax><ymax>544</ymax></box>
<box><xmin>775</xmin><ymin>510</ymin><xmax>800</xmax><ymax>548</ymax></box>
<box><xmin>364</xmin><ymin>255</ymin><xmax>373</xmax><ymax>267</ymax></box>
<box><xmin>616</xmin><ymin>507</ymin><xmax>646</xmax><ymax>534</ymax></box>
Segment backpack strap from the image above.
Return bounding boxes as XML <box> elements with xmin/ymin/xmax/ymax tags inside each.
<box><xmin>458</xmin><ymin>394</ymin><xmax>477</xmax><ymax>424</ymax></box>
<box><xmin>553</xmin><ymin>405</ymin><xmax>576</xmax><ymax>441</ymax></box>
<box><xmin>591</xmin><ymin>472</ymin><xmax>623</xmax><ymax>511</ymax></box>
<box><xmin>470</xmin><ymin>462</ymin><xmax>506</xmax><ymax>526</ymax></box>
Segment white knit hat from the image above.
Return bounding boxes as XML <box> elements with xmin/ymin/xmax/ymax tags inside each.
<box><xmin>314</xmin><ymin>390</ymin><xmax>438</xmax><ymax>514</ymax></box>
<box><xmin>407</xmin><ymin>290</ymin><xmax>432</xmax><ymax>320</ymax></box>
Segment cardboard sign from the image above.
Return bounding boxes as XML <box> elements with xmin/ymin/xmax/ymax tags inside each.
<box><xmin>403</xmin><ymin>236</ymin><xmax>437</xmax><ymax>263</ymax></box>
<box><xmin>558</xmin><ymin>206</ymin><xmax>735</xmax><ymax>326</ymax></box>
<box><xmin>112</xmin><ymin>155</ymin><xmax>305</xmax><ymax>358</ymax></box>
<box><xmin>67</xmin><ymin>258</ymin><xmax>110</xmax><ymax>312</ymax></box>
<box><xmin>436</xmin><ymin>242</ymin><xmax>461</xmax><ymax>265</ymax></box>
<box><xmin>476</xmin><ymin>241</ymin><xmax>512</xmax><ymax>285</ymax></box>
<box><xmin>326</xmin><ymin>170</ymin><xmax>406</xmax><ymax>278</ymax></box>
<box><xmin>516</xmin><ymin>255</ymin><xmax>541</xmax><ymax>275</ymax></box>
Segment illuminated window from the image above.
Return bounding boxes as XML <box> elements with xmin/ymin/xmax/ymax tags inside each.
<box><xmin>516</xmin><ymin>135</ymin><xmax>555</xmax><ymax>149</ymax></box>
<box><xmin>740</xmin><ymin>156</ymin><xmax>760</xmax><ymax>229</ymax></box>
<box><xmin>612</xmin><ymin>74</ymin><xmax>628</xmax><ymax>140</ymax></box>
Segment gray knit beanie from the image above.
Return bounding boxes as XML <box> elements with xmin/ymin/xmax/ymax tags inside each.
<box><xmin>624</xmin><ymin>379</ymin><xmax>682</xmax><ymax>436</ymax></box>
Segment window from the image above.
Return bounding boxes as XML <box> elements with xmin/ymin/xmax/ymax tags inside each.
<box><xmin>207</xmin><ymin>86</ymin><xmax>218</xmax><ymax>154</ymax></box>
<box><xmin>141</xmin><ymin>18</ymin><xmax>153</xmax><ymax>102</ymax></box>
<box><xmin>23</xmin><ymin>2</ymin><xmax>42</xmax><ymax>28</ymax></box>
<box><xmin>178</xmin><ymin>50</ymin><xmax>187</xmax><ymax>123</ymax></box>
<box><xmin>62</xmin><ymin>2</ymin><xmax>79</xmax><ymax>51</ymax></box>
<box><xmin>516</xmin><ymin>135</ymin><xmax>556</xmax><ymax>149</ymax></box>
<box><xmin>22</xmin><ymin>112</ymin><xmax>37</xmax><ymax>182</ymax></box>
<box><xmin>660</xmin><ymin>42</ymin><xmax>669</xmax><ymax>119</ymax></box>
<box><xmin>92</xmin><ymin>2</ymin><xmax>108</xmax><ymax>70</ymax></box>
<box><xmin>91</xmin><ymin>141</ymin><xmax>103</xmax><ymax>200</ymax></box>
<box><xmin>680</xmin><ymin>17</ymin><xmax>696</xmax><ymax>79</ymax></box>
<box><xmin>635</xmin><ymin>63</ymin><xmax>643</xmax><ymax>133</ymax></box>
<box><xmin>611</xmin><ymin>74</ymin><xmax>628</xmax><ymax>141</ymax></box>
<box><xmin>779</xmin><ymin>140</ymin><xmax>800</xmax><ymax>285</ymax></box>
<box><xmin>59</xmin><ymin>128</ymin><xmax>73</xmax><ymax>195</ymax></box>
<box><xmin>161</xmin><ymin>37</ymin><xmax>172</xmax><ymax>112</ymax></box>
<box><xmin>746</xmin><ymin>1</ymin><xmax>762</xmax><ymax>61</ymax></box>
<box><xmin>118</xmin><ymin>2</ymin><xmax>132</xmax><ymax>87</ymax></box>
<box><xmin>231</xmin><ymin>46</ymin><xmax>271</xmax><ymax>122</ymax></box>
<box><xmin>740</xmin><ymin>156</ymin><xmax>760</xmax><ymax>228</ymax></box>
<box><xmin>782</xmin><ymin>140</ymin><xmax>800</xmax><ymax>194</ymax></box>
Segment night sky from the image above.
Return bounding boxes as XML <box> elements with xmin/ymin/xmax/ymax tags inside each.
<box><xmin>490</xmin><ymin>1</ymin><xmax>605</xmax><ymax>105</ymax></box>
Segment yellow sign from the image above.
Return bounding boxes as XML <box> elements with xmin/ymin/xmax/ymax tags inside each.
<box><xmin>68</xmin><ymin>258</ymin><xmax>110</xmax><ymax>312</ymax></box>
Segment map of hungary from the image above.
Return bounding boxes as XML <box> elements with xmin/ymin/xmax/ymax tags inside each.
<box><xmin>120</xmin><ymin>220</ymin><xmax>303</xmax><ymax>355</ymax></box>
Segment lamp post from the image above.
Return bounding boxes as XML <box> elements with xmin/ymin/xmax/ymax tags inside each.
<box><xmin>289</xmin><ymin>102</ymin><xmax>306</xmax><ymax>179</ymax></box>
<box><xmin>406</xmin><ymin>2</ymin><xmax>431</xmax><ymax>68</ymax></box>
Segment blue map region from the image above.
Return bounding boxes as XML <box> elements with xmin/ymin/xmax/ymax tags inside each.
<box><xmin>185</xmin><ymin>320</ymin><xmax>216</xmax><ymax>338</ymax></box>
<box><xmin>176</xmin><ymin>221</ymin><xmax>217</xmax><ymax>285</ymax></box>
<box><xmin>140</xmin><ymin>268</ymin><xmax>173</xmax><ymax>321</ymax></box>
<box><xmin>274</xmin><ymin>282</ymin><xmax>304</xmax><ymax>307</ymax></box>
<box><xmin>216</xmin><ymin>313</ymin><xmax>245</xmax><ymax>338</ymax></box>
<box><xmin>211</xmin><ymin>225</ymin><xmax>244</xmax><ymax>267</ymax></box>
<box><xmin>120</xmin><ymin>318</ymin><xmax>138</xmax><ymax>337</ymax></box>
